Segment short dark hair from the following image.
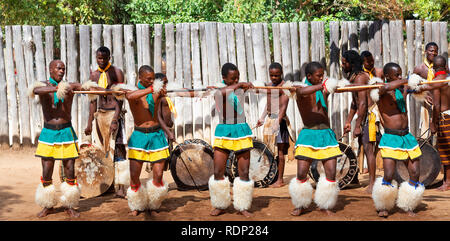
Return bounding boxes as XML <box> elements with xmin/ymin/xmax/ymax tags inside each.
<box><xmin>425</xmin><ymin>42</ymin><xmax>439</xmax><ymax>50</ymax></box>
<box><xmin>221</xmin><ymin>63</ymin><xmax>238</xmax><ymax>77</ymax></box>
<box><xmin>269</xmin><ymin>62</ymin><xmax>283</xmax><ymax>72</ymax></box>
<box><xmin>360</xmin><ymin>51</ymin><xmax>373</xmax><ymax>60</ymax></box>
<box><xmin>305</xmin><ymin>62</ymin><xmax>324</xmax><ymax>76</ymax></box>
<box><xmin>96</xmin><ymin>46</ymin><xmax>111</xmax><ymax>57</ymax></box>
<box><xmin>343</xmin><ymin>50</ymin><xmax>363</xmax><ymax>73</ymax></box>
<box><xmin>433</xmin><ymin>55</ymin><xmax>447</xmax><ymax>69</ymax></box>
<box><xmin>155</xmin><ymin>73</ymin><xmax>166</xmax><ymax>79</ymax></box>
<box><xmin>383</xmin><ymin>62</ymin><xmax>401</xmax><ymax>76</ymax></box>
<box><xmin>138</xmin><ymin>65</ymin><xmax>154</xmax><ymax>77</ymax></box>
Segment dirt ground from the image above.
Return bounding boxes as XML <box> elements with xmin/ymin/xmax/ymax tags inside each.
<box><xmin>1</xmin><ymin>146</ymin><xmax>449</xmax><ymax>221</ymax></box>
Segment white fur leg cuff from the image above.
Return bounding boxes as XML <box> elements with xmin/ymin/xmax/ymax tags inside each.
<box><xmin>371</xmin><ymin>177</ymin><xmax>398</xmax><ymax>211</ymax></box>
<box><xmin>81</xmin><ymin>80</ymin><xmax>99</xmax><ymax>101</ymax></box>
<box><xmin>114</xmin><ymin>160</ymin><xmax>130</xmax><ymax>186</ymax></box>
<box><xmin>208</xmin><ymin>176</ymin><xmax>231</xmax><ymax>210</ymax></box>
<box><xmin>59</xmin><ymin>182</ymin><xmax>81</xmax><ymax>208</ymax></box>
<box><xmin>127</xmin><ymin>185</ymin><xmax>148</xmax><ymax>211</ymax></box>
<box><xmin>289</xmin><ymin>178</ymin><xmax>313</xmax><ymax>209</ymax></box>
<box><xmin>396</xmin><ymin>181</ymin><xmax>424</xmax><ymax>212</ymax></box>
<box><xmin>28</xmin><ymin>81</ymin><xmax>47</xmax><ymax>99</ymax></box>
<box><xmin>146</xmin><ymin>179</ymin><xmax>169</xmax><ymax>210</ymax></box>
<box><xmin>314</xmin><ymin>176</ymin><xmax>339</xmax><ymax>210</ymax></box>
<box><xmin>232</xmin><ymin>177</ymin><xmax>254</xmax><ymax>212</ymax></box>
<box><xmin>56</xmin><ymin>81</ymin><xmax>70</xmax><ymax>100</ymax></box>
<box><xmin>35</xmin><ymin>183</ymin><xmax>58</xmax><ymax>208</ymax></box>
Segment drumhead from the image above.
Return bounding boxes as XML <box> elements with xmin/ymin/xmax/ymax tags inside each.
<box><xmin>309</xmin><ymin>142</ymin><xmax>358</xmax><ymax>189</ymax></box>
<box><xmin>74</xmin><ymin>145</ymin><xmax>114</xmax><ymax>198</ymax></box>
<box><xmin>228</xmin><ymin>139</ymin><xmax>278</xmax><ymax>188</ymax></box>
<box><xmin>169</xmin><ymin>139</ymin><xmax>214</xmax><ymax>191</ymax></box>
<box><xmin>394</xmin><ymin>139</ymin><xmax>441</xmax><ymax>187</ymax></box>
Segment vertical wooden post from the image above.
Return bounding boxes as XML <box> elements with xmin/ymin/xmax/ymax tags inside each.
<box><xmin>382</xmin><ymin>20</ymin><xmax>391</xmax><ymax>66</ymax></box>
<box><xmin>290</xmin><ymin>22</ymin><xmax>300</xmax><ymax>81</ymax></box>
<box><xmin>205</xmin><ymin>22</ymin><xmax>220</xmax><ymax>144</ymax></box>
<box><xmin>60</xmin><ymin>25</ymin><xmax>67</xmax><ymax>76</ymax></box>
<box><xmin>32</xmin><ymin>25</ymin><xmax>47</xmax><ymax>140</ymax></box>
<box><xmin>182</xmin><ymin>23</ymin><xmax>193</xmax><ymax>140</ymax></box>
<box><xmin>23</xmin><ymin>25</ymin><xmax>40</xmax><ymax>144</ymax></box>
<box><xmin>13</xmin><ymin>25</ymin><xmax>31</xmax><ymax>145</ymax></box>
<box><xmin>66</xmin><ymin>24</ymin><xmax>79</xmax><ymax>135</ymax></box>
<box><xmin>112</xmin><ymin>25</ymin><xmax>124</xmax><ymax>71</ymax></box>
<box><xmin>4</xmin><ymin>26</ymin><xmax>20</xmax><ymax>146</ymax></box>
<box><xmin>79</xmin><ymin>25</ymin><xmax>91</xmax><ymax>144</ymax></box>
<box><xmin>91</xmin><ymin>24</ymin><xmax>102</xmax><ymax>71</ymax></box>
<box><xmin>299</xmin><ymin>21</ymin><xmax>309</xmax><ymax>80</ymax></box>
<box><xmin>153</xmin><ymin>24</ymin><xmax>163</xmax><ymax>73</ymax></box>
<box><xmin>44</xmin><ymin>26</ymin><xmax>54</xmax><ymax>80</ymax></box>
<box><xmin>174</xmin><ymin>23</ymin><xmax>184</xmax><ymax>143</ymax></box>
<box><xmin>191</xmin><ymin>22</ymin><xmax>203</xmax><ymax>140</ymax></box>
<box><xmin>0</xmin><ymin>27</ymin><xmax>9</xmax><ymax>145</ymax></box>
<box><xmin>218</xmin><ymin>23</ymin><xmax>228</xmax><ymax>67</ymax></box>
<box><xmin>330</xmin><ymin>21</ymin><xmax>341</xmax><ymax>136</ymax></box>
<box><xmin>439</xmin><ymin>22</ymin><xmax>448</xmax><ymax>59</ymax></box>
<box><xmin>406</xmin><ymin>20</ymin><xmax>417</xmax><ymax>136</ymax></box>
<box><xmin>124</xmin><ymin>24</ymin><xmax>136</xmax><ymax>140</ymax></box>
<box><xmin>235</xmin><ymin>23</ymin><xmax>247</xmax><ymax>82</ymax></box>
<box><xmin>199</xmin><ymin>22</ymin><xmax>211</xmax><ymax>144</ymax></box>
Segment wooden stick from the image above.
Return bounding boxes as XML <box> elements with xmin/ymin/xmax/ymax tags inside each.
<box><xmin>74</xmin><ymin>90</ymin><xmax>125</xmax><ymax>95</ymax></box>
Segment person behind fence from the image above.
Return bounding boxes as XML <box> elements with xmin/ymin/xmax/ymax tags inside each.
<box><xmin>370</xmin><ymin>63</ymin><xmax>424</xmax><ymax>218</ymax></box>
<box><xmin>29</xmin><ymin>60</ymin><xmax>99</xmax><ymax>218</ymax></box>
<box><xmin>413</xmin><ymin>42</ymin><xmax>439</xmax><ymax>138</ymax></box>
<box><xmin>415</xmin><ymin>56</ymin><xmax>450</xmax><ymax>192</ymax></box>
<box><xmin>255</xmin><ymin>62</ymin><xmax>291</xmax><ymax>188</ymax></box>
<box><xmin>116</xmin><ymin>65</ymin><xmax>172</xmax><ymax>216</ymax></box>
<box><xmin>84</xmin><ymin>46</ymin><xmax>128</xmax><ymax>198</ymax></box>
<box><xmin>208</xmin><ymin>63</ymin><xmax>255</xmax><ymax>218</ymax></box>
<box><xmin>288</xmin><ymin>61</ymin><xmax>343</xmax><ymax>216</ymax></box>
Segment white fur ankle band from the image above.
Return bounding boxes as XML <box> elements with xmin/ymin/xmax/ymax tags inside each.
<box><xmin>289</xmin><ymin>178</ymin><xmax>313</xmax><ymax>209</ymax></box>
<box><xmin>208</xmin><ymin>176</ymin><xmax>231</xmax><ymax>210</ymax></box>
<box><xmin>232</xmin><ymin>177</ymin><xmax>254</xmax><ymax>212</ymax></box>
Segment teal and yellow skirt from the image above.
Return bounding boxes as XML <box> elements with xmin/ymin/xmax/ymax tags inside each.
<box><xmin>128</xmin><ymin>127</ymin><xmax>170</xmax><ymax>163</ymax></box>
<box><xmin>35</xmin><ymin>124</ymin><xmax>79</xmax><ymax>160</ymax></box>
<box><xmin>379</xmin><ymin>131</ymin><xmax>422</xmax><ymax>161</ymax></box>
<box><xmin>294</xmin><ymin>128</ymin><xmax>342</xmax><ymax>161</ymax></box>
<box><xmin>213</xmin><ymin>123</ymin><xmax>253</xmax><ymax>152</ymax></box>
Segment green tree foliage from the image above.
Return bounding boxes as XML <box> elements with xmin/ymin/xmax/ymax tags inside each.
<box><xmin>0</xmin><ymin>0</ymin><xmax>448</xmax><ymax>26</ymax></box>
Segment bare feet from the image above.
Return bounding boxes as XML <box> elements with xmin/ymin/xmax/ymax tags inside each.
<box><xmin>210</xmin><ymin>208</ymin><xmax>226</xmax><ymax>216</ymax></box>
<box><xmin>362</xmin><ymin>168</ymin><xmax>369</xmax><ymax>174</ymax></box>
<box><xmin>37</xmin><ymin>207</ymin><xmax>55</xmax><ymax>218</ymax></box>
<box><xmin>130</xmin><ymin>210</ymin><xmax>144</xmax><ymax>216</ymax></box>
<box><xmin>64</xmin><ymin>208</ymin><xmax>80</xmax><ymax>218</ymax></box>
<box><xmin>365</xmin><ymin>184</ymin><xmax>373</xmax><ymax>194</ymax></box>
<box><xmin>290</xmin><ymin>208</ymin><xmax>304</xmax><ymax>216</ymax></box>
<box><xmin>437</xmin><ymin>181</ymin><xmax>450</xmax><ymax>191</ymax></box>
<box><xmin>377</xmin><ymin>210</ymin><xmax>388</xmax><ymax>218</ymax></box>
<box><xmin>407</xmin><ymin>211</ymin><xmax>416</xmax><ymax>217</ymax></box>
<box><xmin>238</xmin><ymin>210</ymin><xmax>253</xmax><ymax>218</ymax></box>
<box><xmin>269</xmin><ymin>181</ymin><xmax>286</xmax><ymax>188</ymax></box>
<box><xmin>320</xmin><ymin>209</ymin><xmax>334</xmax><ymax>216</ymax></box>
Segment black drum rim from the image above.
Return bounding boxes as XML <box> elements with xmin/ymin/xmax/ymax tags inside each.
<box><xmin>393</xmin><ymin>139</ymin><xmax>441</xmax><ymax>187</ymax></box>
<box><xmin>228</xmin><ymin>139</ymin><xmax>278</xmax><ymax>188</ymax></box>
<box><xmin>169</xmin><ymin>138</ymin><xmax>214</xmax><ymax>191</ymax></box>
<box><xmin>309</xmin><ymin>142</ymin><xmax>358</xmax><ymax>189</ymax></box>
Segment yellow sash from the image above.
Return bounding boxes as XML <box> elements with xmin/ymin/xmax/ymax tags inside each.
<box><xmin>363</xmin><ymin>66</ymin><xmax>374</xmax><ymax>79</ymax></box>
<box><xmin>424</xmin><ymin>59</ymin><xmax>434</xmax><ymax>81</ymax></box>
<box><xmin>98</xmin><ymin>62</ymin><xmax>111</xmax><ymax>89</ymax></box>
<box><xmin>368</xmin><ymin>104</ymin><xmax>377</xmax><ymax>142</ymax></box>
<box><xmin>166</xmin><ymin>97</ymin><xmax>177</xmax><ymax>118</ymax></box>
